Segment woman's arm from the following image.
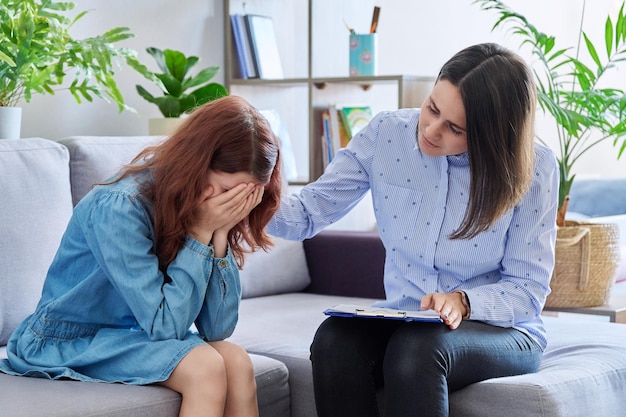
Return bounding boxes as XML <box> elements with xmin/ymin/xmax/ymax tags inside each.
<box><xmin>463</xmin><ymin>145</ymin><xmax>560</xmax><ymax>327</ymax></box>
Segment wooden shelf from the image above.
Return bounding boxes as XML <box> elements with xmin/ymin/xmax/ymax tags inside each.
<box><xmin>223</xmin><ymin>0</ymin><xmax>435</xmax><ymax>183</ymax></box>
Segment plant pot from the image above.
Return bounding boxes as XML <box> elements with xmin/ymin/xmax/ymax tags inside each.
<box><xmin>0</xmin><ymin>107</ymin><xmax>22</xmax><ymax>139</ymax></box>
<box><xmin>545</xmin><ymin>220</ymin><xmax>621</xmax><ymax>308</ymax></box>
<box><xmin>148</xmin><ymin>117</ymin><xmax>184</xmax><ymax>136</ymax></box>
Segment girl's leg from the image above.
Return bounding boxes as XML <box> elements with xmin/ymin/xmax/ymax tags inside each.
<box><xmin>159</xmin><ymin>344</ymin><xmax>228</xmax><ymax>417</ymax></box>
<box><xmin>383</xmin><ymin>321</ymin><xmax>543</xmax><ymax>417</ymax></box>
<box><xmin>310</xmin><ymin>317</ymin><xmax>402</xmax><ymax>417</ymax></box>
<box><xmin>209</xmin><ymin>341</ymin><xmax>259</xmax><ymax>417</ymax></box>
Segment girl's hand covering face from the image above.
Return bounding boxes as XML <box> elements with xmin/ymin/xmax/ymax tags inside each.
<box><xmin>217</xmin><ymin>184</ymin><xmax>264</xmax><ymax>233</ymax></box>
<box><xmin>195</xmin><ymin>183</ymin><xmax>259</xmax><ymax>235</ymax></box>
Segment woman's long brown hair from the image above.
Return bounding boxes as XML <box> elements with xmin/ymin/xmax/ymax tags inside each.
<box><xmin>437</xmin><ymin>43</ymin><xmax>536</xmax><ymax>239</ymax></box>
<box><xmin>114</xmin><ymin>95</ymin><xmax>282</xmax><ymax>270</ymax></box>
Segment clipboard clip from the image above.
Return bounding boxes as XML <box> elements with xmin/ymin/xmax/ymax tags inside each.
<box><xmin>355</xmin><ymin>308</ymin><xmax>407</xmax><ymax>318</ymax></box>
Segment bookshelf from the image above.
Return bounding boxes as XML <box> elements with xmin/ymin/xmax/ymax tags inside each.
<box><xmin>223</xmin><ymin>0</ymin><xmax>436</xmax><ymax>184</ymax></box>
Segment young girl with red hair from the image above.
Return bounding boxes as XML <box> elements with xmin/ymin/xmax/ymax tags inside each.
<box><xmin>0</xmin><ymin>95</ymin><xmax>282</xmax><ymax>417</ymax></box>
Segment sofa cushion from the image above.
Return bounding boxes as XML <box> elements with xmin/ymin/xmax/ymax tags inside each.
<box><xmin>568</xmin><ymin>178</ymin><xmax>626</xmax><ymax>217</ymax></box>
<box><xmin>0</xmin><ymin>353</ymin><xmax>289</xmax><ymax>417</ymax></box>
<box><xmin>0</xmin><ymin>138</ymin><xmax>74</xmax><ymax>346</ymax></box>
<box><xmin>240</xmin><ymin>237</ymin><xmax>311</xmax><ymax>299</ymax></box>
<box><xmin>57</xmin><ymin>136</ymin><xmax>161</xmax><ymax>205</ymax></box>
<box><xmin>231</xmin><ymin>293</ymin><xmax>626</xmax><ymax>417</ymax></box>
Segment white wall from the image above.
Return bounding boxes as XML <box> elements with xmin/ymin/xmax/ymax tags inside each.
<box><xmin>18</xmin><ymin>0</ymin><xmax>626</xmax><ymax>177</ymax></box>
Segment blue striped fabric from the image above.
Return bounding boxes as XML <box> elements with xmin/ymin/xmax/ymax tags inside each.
<box><xmin>268</xmin><ymin>108</ymin><xmax>559</xmax><ymax>349</ymax></box>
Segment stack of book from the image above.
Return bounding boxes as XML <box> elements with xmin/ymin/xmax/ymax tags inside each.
<box><xmin>230</xmin><ymin>14</ymin><xmax>283</xmax><ymax>79</ymax></box>
<box><xmin>321</xmin><ymin>104</ymin><xmax>373</xmax><ymax>167</ymax></box>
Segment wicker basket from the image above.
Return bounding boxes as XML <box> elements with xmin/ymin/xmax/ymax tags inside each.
<box><xmin>545</xmin><ymin>220</ymin><xmax>621</xmax><ymax>308</ymax></box>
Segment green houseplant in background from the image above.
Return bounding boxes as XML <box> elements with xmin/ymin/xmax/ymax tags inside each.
<box><xmin>135</xmin><ymin>47</ymin><xmax>228</xmax><ymax>118</ymax></box>
<box><xmin>476</xmin><ymin>0</ymin><xmax>626</xmax><ymax>308</ymax></box>
<box><xmin>0</xmin><ymin>0</ymin><xmax>149</xmax><ymax>138</ymax></box>
<box><xmin>475</xmin><ymin>0</ymin><xmax>626</xmax><ymax>225</ymax></box>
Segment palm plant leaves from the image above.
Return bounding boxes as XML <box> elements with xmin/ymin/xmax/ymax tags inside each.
<box><xmin>475</xmin><ymin>0</ymin><xmax>626</xmax><ymax>214</ymax></box>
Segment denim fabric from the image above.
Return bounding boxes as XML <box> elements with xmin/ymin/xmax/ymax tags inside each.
<box><xmin>310</xmin><ymin>317</ymin><xmax>542</xmax><ymax>417</ymax></box>
<box><xmin>0</xmin><ymin>170</ymin><xmax>241</xmax><ymax>384</ymax></box>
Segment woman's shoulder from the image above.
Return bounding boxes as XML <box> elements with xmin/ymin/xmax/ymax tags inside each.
<box><xmin>375</xmin><ymin>107</ymin><xmax>420</xmax><ymax>124</ymax></box>
<box><xmin>533</xmin><ymin>142</ymin><xmax>558</xmax><ymax>172</ymax></box>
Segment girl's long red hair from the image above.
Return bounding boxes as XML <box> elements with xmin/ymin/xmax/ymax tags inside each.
<box><xmin>115</xmin><ymin>95</ymin><xmax>282</xmax><ymax>270</ymax></box>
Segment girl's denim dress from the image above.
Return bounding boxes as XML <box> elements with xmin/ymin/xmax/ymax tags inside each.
<box><xmin>0</xmin><ymin>170</ymin><xmax>242</xmax><ymax>384</ymax></box>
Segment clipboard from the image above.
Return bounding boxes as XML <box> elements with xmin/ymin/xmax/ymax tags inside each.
<box><xmin>324</xmin><ymin>304</ymin><xmax>443</xmax><ymax>323</ymax></box>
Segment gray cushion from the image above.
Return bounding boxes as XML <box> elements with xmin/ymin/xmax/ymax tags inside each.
<box><xmin>231</xmin><ymin>293</ymin><xmax>381</xmax><ymax>417</ymax></box>
<box><xmin>0</xmin><ymin>138</ymin><xmax>73</xmax><ymax>345</ymax></box>
<box><xmin>568</xmin><ymin>178</ymin><xmax>626</xmax><ymax>217</ymax></box>
<box><xmin>57</xmin><ymin>136</ymin><xmax>161</xmax><ymax>205</ymax></box>
<box><xmin>0</xmin><ymin>353</ymin><xmax>289</xmax><ymax>417</ymax></box>
<box><xmin>240</xmin><ymin>238</ymin><xmax>311</xmax><ymax>299</ymax></box>
<box><xmin>231</xmin><ymin>293</ymin><xmax>626</xmax><ymax>417</ymax></box>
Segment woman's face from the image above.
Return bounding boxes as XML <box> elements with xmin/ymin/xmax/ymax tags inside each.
<box><xmin>206</xmin><ymin>169</ymin><xmax>258</xmax><ymax>197</ymax></box>
<box><xmin>417</xmin><ymin>80</ymin><xmax>468</xmax><ymax>157</ymax></box>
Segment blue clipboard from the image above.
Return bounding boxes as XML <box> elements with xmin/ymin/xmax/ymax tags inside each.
<box><xmin>324</xmin><ymin>304</ymin><xmax>443</xmax><ymax>323</ymax></box>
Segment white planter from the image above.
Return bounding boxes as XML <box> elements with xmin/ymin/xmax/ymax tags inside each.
<box><xmin>0</xmin><ymin>107</ymin><xmax>22</xmax><ymax>139</ymax></box>
<box><xmin>148</xmin><ymin>117</ymin><xmax>184</xmax><ymax>136</ymax></box>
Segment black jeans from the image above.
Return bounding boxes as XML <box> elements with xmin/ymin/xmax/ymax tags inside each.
<box><xmin>310</xmin><ymin>317</ymin><xmax>542</xmax><ymax>417</ymax></box>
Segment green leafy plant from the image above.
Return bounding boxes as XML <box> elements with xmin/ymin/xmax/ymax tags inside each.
<box><xmin>135</xmin><ymin>47</ymin><xmax>228</xmax><ymax>118</ymax></box>
<box><xmin>0</xmin><ymin>0</ymin><xmax>147</xmax><ymax>111</ymax></box>
<box><xmin>475</xmin><ymin>0</ymin><xmax>626</xmax><ymax>225</ymax></box>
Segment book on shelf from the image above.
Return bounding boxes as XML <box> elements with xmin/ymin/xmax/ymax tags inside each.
<box><xmin>244</xmin><ymin>14</ymin><xmax>284</xmax><ymax>79</ymax></box>
<box><xmin>339</xmin><ymin>105</ymin><xmax>374</xmax><ymax>140</ymax></box>
<box><xmin>230</xmin><ymin>14</ymin><xmax>257</xmax><ymax>79</ymax></box>
<box><xmin>321</xmin><ymin>110</ymin><xmax>332</xmax><ymax>168</ymax></box>
<box><xmin>327</xmin><ymin>104</ymin><xmax>350</xmax><ymax>155</ymax></box>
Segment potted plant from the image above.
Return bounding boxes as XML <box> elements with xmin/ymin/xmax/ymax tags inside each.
<box><xmin>134</xmin><ymin>47</ymin><xmax>228</xmax><ymax>135</ymax></box>
<box><xmin>0</xmin><ymin>0</ymin><xmax>147</xmax><ymax>139</ymax></box>
<box><xmin>476</xmin><ymin>0</ymin><xmax>625</xmax><ymax>307</ymax></box>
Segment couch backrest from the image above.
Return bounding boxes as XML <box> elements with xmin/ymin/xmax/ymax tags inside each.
<box><xmin>0</xmin><ymin>136</ymin><xmax>310</xmax><ymax>347</ymax></box>
<box><xmin>0</xmin><ymin>138</ymin><xmax>74</xmax><ymax>345</ymax></box>
<box><xmin>57</xmin><ymin>136</ymin><xmax>163</xmax><ymax>205</ymax></box>
<box><xmin>568</xmin><ymin>178</ymin><xmax>626</xmax><ymax>217</ymax></box>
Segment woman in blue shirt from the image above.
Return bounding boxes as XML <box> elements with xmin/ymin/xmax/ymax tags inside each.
<box><xmin>1</xmin><ymin>96</ymin><xmax>282</xmax><ymax>417</ymax></box>
<box><xmin>268</xmin><ymin>43</ymin><xmax>559</xmax><ymax>416</ymax></box>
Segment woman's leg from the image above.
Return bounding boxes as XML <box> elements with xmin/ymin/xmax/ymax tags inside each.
<box><xmin>159</xmin><ymin>344</ymin><xmax>228</xmax><ymax>417</ymax></box>
<box><xmin>383</xmin><ymin>321</ymin><xmax>543</xmax><ymax>417</ymax></box>
<box><xmin>209</xmin><ymin>341</ymin><xmax>259</xmax><ymax>417</ymax></box>
<box><xmin>310</xmin><ymin>317</ymin><xmax>402</xmax><ymax>417</ymax></box>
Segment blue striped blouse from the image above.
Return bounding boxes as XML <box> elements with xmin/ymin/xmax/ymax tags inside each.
<box><xmin>267</xmin><ymin>108</ymin><xmax>559</xmax><ymax>349</ymax></box>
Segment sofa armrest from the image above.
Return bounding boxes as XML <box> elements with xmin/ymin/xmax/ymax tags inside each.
<box><xmin>302</xmin><ymin>230</ymin><xmax>386</xmax><ymax>299</ymax></box>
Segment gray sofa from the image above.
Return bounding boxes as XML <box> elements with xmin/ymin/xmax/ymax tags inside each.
<box><xmin>1</xmin><ymin>136</ymin><xmax>625</xmax><ymax>417</ymax></box>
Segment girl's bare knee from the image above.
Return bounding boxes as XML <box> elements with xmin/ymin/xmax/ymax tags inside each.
<box><xmin>164</xmin><ymin>344</ymin><xmax>227</xmax><ymax>395</ymax></box>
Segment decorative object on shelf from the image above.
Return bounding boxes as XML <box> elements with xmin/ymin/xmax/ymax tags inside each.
<box><xmin>349</xmin><ymin>34</ymin><xmax>377</xmax><ymax>76</ymax></box>
<box><xmin>477</xmin><ymin>0</ymin><xmax>626</xmax><ymax>307</ymax></box>
<box><xmin>0</xmin><ymin>0</ymin><xmax>145</xmax><ymax>139</ymax></box>
<box><xmin>134</xmin><ymin>47</ymin><xmax>228</xmax><ymax>135</ymax></box>
<box><xmin>348</xmin><ymin>6</ymin><xmax>380</xmax><ymax>77</ymax></box>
